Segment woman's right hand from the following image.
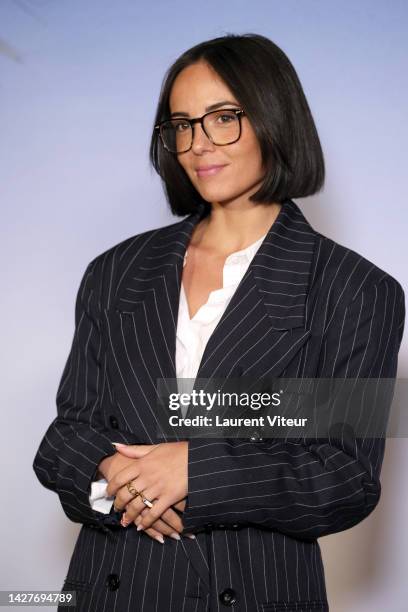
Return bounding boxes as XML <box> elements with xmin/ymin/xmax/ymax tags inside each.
<box><xmin>96</xmin><ymin>452</ymin><xmax>193</xmax><ymax>543</ymax></box>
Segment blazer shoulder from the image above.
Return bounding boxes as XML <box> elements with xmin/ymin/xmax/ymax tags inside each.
<box><xmin>313</xmin><ymin>232</ymin><xmax>405</xmax><ymax>305</ymax></box>
<box><xmin>92</xmin><ymin>217</ymin><xmax>185</xmax><ymax>265</ymax></box>
<box><xmin>78</xmin><ymin>217</ymin><xmax>187</xmax><ymax>310</ymax></box>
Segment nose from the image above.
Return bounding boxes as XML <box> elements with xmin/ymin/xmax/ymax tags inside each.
<box><xmin>190</xmin><ymin>122</ymin><xmax>215</xmax><ymax>153</ymax></box>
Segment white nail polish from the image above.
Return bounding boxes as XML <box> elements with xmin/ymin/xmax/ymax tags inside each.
<box><xmin>156</xmin><ymin>535</ymin><xmax>164</xmax><ymax>544</ymax></box>
<box><xmin>185</xmin><ymin>534</ymin><xmax>196</xmax><ymax>539</ymax></box>
<box><xmin>170</xmin><ymin>533</ymin><xmax>181</xmax><ymax>540</ymax></box>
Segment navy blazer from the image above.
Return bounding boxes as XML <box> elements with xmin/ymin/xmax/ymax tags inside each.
<box><xmin>33</xmin><ymin>198</ymin><xmax>405</xmax><ymax>612</ymax></box>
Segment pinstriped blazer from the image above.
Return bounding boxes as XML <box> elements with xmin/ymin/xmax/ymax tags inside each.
<box><xmin>33</xmin><ymin>198</ymin><xmax>405</xmax><ymax>612</ymax></box>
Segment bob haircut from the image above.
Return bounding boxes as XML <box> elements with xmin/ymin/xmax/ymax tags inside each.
<box><xmin>149</xmin><ymin>33</ymin><xmax>325</xmax><ymax>216</ymax></box>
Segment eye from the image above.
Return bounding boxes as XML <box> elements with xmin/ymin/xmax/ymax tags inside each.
<box><xmin>215</xmin><ymin>111</ymin><xmax>238</xmax><ymax>124</ymax></box>
<box><xmin>173</xmin><ymin>120</ymin><xmax>190</xmax><ymax>132</ymax></box>
<box><xmin>210</xmin><ymin>110</ymin><xmax>238</xmax><ymax>127</ymax></box>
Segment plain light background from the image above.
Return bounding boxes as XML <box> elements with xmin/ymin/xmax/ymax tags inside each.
<box><xmin>1</xmin><ymin>1</ymin><xmax>407</xmax><ymax>610</ymax></box>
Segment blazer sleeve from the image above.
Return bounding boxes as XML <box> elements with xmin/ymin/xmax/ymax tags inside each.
<box><xmin>181</xmin><ymin>275</ymin><xmax>405</xmax><ymax>540</ymax></box>
<box><xmin>32</xmin><ymin>260</ymin><xmax>138</xmax><ymax>530</ymax></box>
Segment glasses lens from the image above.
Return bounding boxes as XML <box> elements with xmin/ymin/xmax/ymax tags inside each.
<box><xmin>160</xmin><ymin>119</ymin><xmax>192</xmax><ymax>153</ymax></box>
<box><xmin>203</xmin><ymin>110</ymin><xmax>240</xmax><ymax>145</ymax></box>
<box><xmin>159</xmin><ymin>110</ymin><xmax>241</xmax><ymax>153</ymax></box>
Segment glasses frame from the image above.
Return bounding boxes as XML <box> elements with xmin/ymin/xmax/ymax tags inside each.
<box><xmin>154</xmin><ymin>108</ymin><xmax>246</xmax><ymax>153</ymax></box>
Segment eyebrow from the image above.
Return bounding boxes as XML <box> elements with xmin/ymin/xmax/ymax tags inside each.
<box><xmin>170</xmin><ymin>100</ymin><xmax>240</xmax><ymax>118</ymax></box>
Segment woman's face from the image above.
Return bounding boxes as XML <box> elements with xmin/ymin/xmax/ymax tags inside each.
<box><xmin>168</xmin><ymin>61</ymin><xmax>265</xmax><ymax>208</ymax></box>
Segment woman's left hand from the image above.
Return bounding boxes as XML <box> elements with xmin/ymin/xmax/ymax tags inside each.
<box><xmin>106</xmin><ymin>441</ymin><xmax>189</xmax><ymax>530</ymax></box>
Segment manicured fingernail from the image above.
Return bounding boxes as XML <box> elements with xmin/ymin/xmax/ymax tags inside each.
<box><xmin>170</xmin><ymin>533</ymin><xmax>181</xmax><ymax>540</ymax></box>
<box><xmin>185</xmin><ymin>533</ymin><xmax>196</xmax><ymax>539</ymax></box>
<box><xmin>111</xmin><ymin>442</ymin><xmax>126</xmax><ymax>447</ymax></box>
<box><xmin>137</xmin><ymin>524</ymin><xmax>144</xmax><ymax>531</ymax></box>
<box><xmin>121</xmin><ymin>516</ymin><xmax>130</xmax><ymax>527</ymax></box>
<box><xmin>155</xmin><ymin>535</ymin><xmax>164</xmax><ymax>544</ymax></box>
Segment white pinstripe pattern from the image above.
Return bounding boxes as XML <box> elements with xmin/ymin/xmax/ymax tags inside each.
<box><xmin>33</xmin><ymin>199</ymin><xmax>405</xmax><ymax>611</ymax></box>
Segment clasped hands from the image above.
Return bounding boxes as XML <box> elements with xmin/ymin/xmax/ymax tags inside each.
<box><xmin>102</xmin><ymin>441</ymin><xmax>194</xmax><ymax>544</ymax></box>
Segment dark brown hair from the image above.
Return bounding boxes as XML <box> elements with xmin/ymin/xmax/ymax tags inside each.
<box><xmin>149</xmin><ymin>33</ymin><xmax>325</xmax><ymax>216</ymax></box>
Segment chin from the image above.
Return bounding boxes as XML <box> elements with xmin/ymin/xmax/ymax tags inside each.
<box><xmin>194</xmin><ymin>184</ymin><xmax>238</xmax><ymax>203</ymax></box>
<box><xmin>199</xmin><ymin>193</ymin><xmax>236</xmax><ymax>206</ymax></box>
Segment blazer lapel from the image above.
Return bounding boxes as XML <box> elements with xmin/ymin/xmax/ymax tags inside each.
<box><xmin>113</xmin><ymin>205</ymin><xmax>206</xmax><ymax>381</ymax></box>
<box><xmin>183</xmin><ymin>199</ymin><xmax>317</xmax><ymax>416</ymax></box>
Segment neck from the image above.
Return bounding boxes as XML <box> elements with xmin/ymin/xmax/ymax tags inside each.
<box><xmin>192</xmin><ymin>201</ymin><xmax>282</xmax><ymax>254</ymax></box>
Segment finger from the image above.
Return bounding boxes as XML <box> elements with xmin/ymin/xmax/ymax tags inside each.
<box><xmin>135</xmin><ymin>513</ymin><xmax>181</xmax><ymax>541</ymax></box>
<box><xmin>144</xmin><ymin>527</ymin><xmax>165</xmax><ymax>544</ymax></box>
<box><xmin>173</xmin><ymin>499</ymin><xmax>186</xmax><ymax>512</ymax></box>
<box><xmin>157</xmin><ymin>507</ymin><xmax>184</xmax><ymax>533</ymax></box>
<box><xmin>113</xmin><ymin>498</ymin><xmax>122</xmax><ymax>513</ymax></box>
<box><xmin>121</xmin><ymin>486</ymin><xmax>157</xmax><ymax>523</ymax></box>
<box><xmin>106</xmin><ymin>465</ymin><xmax>142</xmax><ymax>497</ymax></box>
<box><xmin>131</xmin><ymin>517</ymin><xmax>165</xmax><ymax>544</ymax></box>
<box><xmin>138</xmin><ymin>498</ymin><xmax>171</xmax><ymax>530</ymax></box>
<box><xmin>112</xmin><ymin>478</ymin><xmax>147</xmax><ymax>510</ymax></box>
<box><xmin>112</xmin><ymin>443</ymin><xmax>157</xmax><ymax>458</ymax></box>
<box><xmin>137</xmin><ymin>507</ymin><xmax>194</xmax><ymax>539</ymax></box>
<box><xmin>140</xmin><ymin>507</ymin><xmax>182</xmax><ymax>538</ymax></box>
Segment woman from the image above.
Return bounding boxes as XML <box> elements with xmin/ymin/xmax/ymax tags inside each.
<box><xmin>33</xmin><ymin>33</ymin><xmax>405</xmax><ymax>611</ymax></box>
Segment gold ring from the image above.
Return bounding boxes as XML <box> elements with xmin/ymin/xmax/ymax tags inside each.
<box><xmin>126</xmin><ymin>481</ymin><xmax>153</xmax><ymax>508</ymax></box>
<box><xmin>126</xmin><ymin>481</ymin><xmax>142</xmax><ymax>498</ymax></box>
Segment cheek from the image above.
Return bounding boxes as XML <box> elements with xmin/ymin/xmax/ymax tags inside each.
<box><xmin>247</xmin><ymin>133</ymin><xmax>263</xmax><ymax>160</ymax></box>
<box><xmin>178</xmin><ymin>157</ymin><xmax>197</xmax><ymax>183</ymax></box>
<box><xmin>229</xmin><ymin>123</ymin><xmax>263</xmax><ymax>168</ymax></box>
<box><xmin>234</xmin><ymin>142</ymin><xmax>264</xmax><ymax>179</ymax></box>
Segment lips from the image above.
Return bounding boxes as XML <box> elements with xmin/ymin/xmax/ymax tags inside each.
<box><xmin>195</xmin><ymin>164</ymin><xmax>227</xmax><ymax>177</ymax></box>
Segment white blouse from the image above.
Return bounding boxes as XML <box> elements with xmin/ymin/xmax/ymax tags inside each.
<box><xmin>88</xmin><ymin>232</ymin><xmax>268</xmax><ymax>514</ymax></box>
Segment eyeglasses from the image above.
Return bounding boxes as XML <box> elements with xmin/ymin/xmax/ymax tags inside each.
<box><xmin>154</xmin><ymin>108</ymin><xmax>246</xmax><ymax>154</ymax></box>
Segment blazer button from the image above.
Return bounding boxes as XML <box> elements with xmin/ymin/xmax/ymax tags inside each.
<box><xmin>109</xmin><ymin>415</ymin><xmax>119</xmax><ymax>429</ymax></box>
<box><xmin>106</xmin><ymin>573</ymin><xmax>120</xmax><ymax>591</ymax></box>
<box><xmin>231</xmin><ymin>523</ymin><xmax>240</xmax><ymax>530</ymax></box>
<box><xmin>219</xmin><ymin>588</ymin><xmax>237</xmax><ymax>606</ymax></box>
<box><xmin>250</xmin><ymin>430</ymin><xmax>263</xmax><ymax>442</ymax></box>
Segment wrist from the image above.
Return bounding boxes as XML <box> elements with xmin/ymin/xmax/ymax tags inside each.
<box><xmin>97</xmin><ymin>453</ymin><xmax>116</xmax><ymax>480</ymax></box>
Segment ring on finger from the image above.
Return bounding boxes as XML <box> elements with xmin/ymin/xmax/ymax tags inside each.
<box><xmin>126</xmin><ymin>480</ymin><xmax>143</xmax><ymax>498</ymax></box>
<box><xmin>141</xmin><ymin>494</ymin><xmax>153</xmax><ymax>508</ymax></box>
<box><xmin>126</xmin><ymin>480</ymin><xmax>153</xmax><ymax>508</ymax></box>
